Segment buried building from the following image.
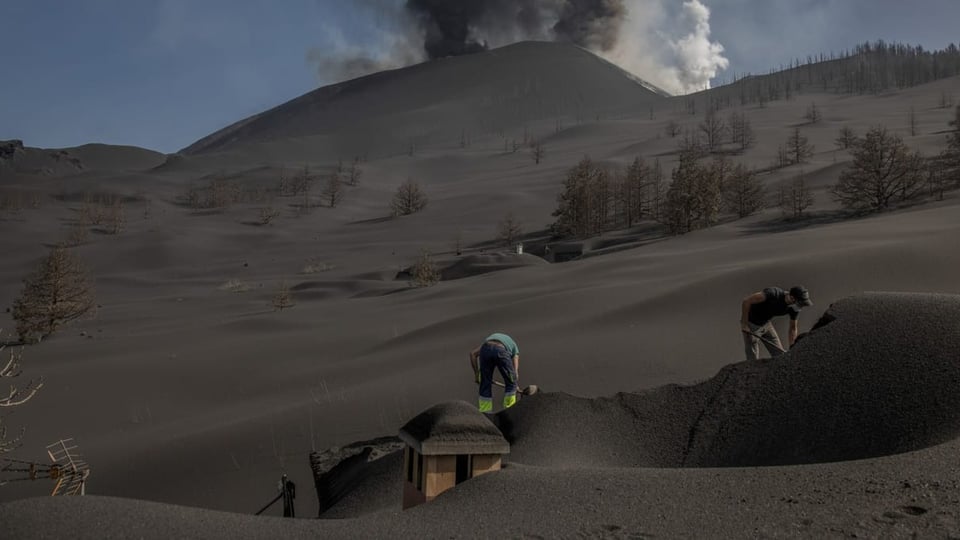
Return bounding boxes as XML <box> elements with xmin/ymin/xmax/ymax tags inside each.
<box><xmin>399</xmin><ymin>401</ymin><xmax>509</xmax><ymax>509</ymax></box>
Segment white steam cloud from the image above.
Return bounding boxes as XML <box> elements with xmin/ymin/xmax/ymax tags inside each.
<box><xmin>311</xmin><ymin>0</ymin><xmax>729</xmax><ymax>95</ymax></box>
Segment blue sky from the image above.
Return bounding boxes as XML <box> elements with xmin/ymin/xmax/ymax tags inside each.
<box><xmin>1</xmin><ymin>0</ymin><xmax>958</xmax><ymax>153</ymax></box>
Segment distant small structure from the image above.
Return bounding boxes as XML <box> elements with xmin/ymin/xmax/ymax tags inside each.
<box><xmin>398</xmin><ymin>401</ymin><xmax>509</xmax><ymax>509</ymax></box>
<box><xmin>544</xmin><ymin>242</ymin><xmax>583</xmax><ymax>263</ymax></box>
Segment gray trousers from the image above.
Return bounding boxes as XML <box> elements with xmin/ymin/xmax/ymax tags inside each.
<box><xmin>743</xmin><ymin>321</ymin><xmax>785</xmax><ymax>361</ymax></box>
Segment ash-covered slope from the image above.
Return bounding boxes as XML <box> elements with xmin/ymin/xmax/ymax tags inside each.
<box><xmin>500</xmin><ymin>292</ymin><xmax>960</xmax><ymax>468</ymax></box>
<box><xmin>180</xmin><ymin>41</ymin><xmax>667</xmax><ymax>157</ymax></box>
<box><xmin>5</xmin><ymin>292</ymin><xmax>960</xmax><ymax>538</ymax></box>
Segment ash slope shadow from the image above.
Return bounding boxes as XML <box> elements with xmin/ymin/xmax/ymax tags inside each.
<box><xmin>497</xmin><ymin>292</ymin><xmax>960</xmax><ymax>469</ymax></box>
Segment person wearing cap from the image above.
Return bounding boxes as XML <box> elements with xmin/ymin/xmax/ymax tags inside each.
<box><xmin>469</xmin><ymin>333</ymin><xmax>520</xmax><ymax>413</ymax></box>
<box><xmin>739</xmin><ymin>286</ymin><xmax>813</xmax><ymax>360</ymax></box>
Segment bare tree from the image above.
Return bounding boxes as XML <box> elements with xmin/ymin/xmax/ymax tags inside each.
<box><xmin>11</xmin><ymin>245</ymin><xmax>95</xmax><ymax>343</ymax></box>
<box><xmin>665</xmin><ymin>119</ymin><xmax>682</xmax><ymax>138</ymax></box>
<box><xmin>289</xmin><ymin>166</ymin><xmax>314</xmax><ymax>198</ymax></box>
<box><xmin>322</xmin><ymin>171</ymin><xmax>344</xmax><ymax>208</ymax></box>
<box><xmin>776</xmin><ymin>145</ymin><xmax>791</xmax><ymax>168</ymax></box>
<box><xmin>662</xmin><ymin>151</ymin><xmax>720</xmax><ymax>234</ymax></box>
<box><xmin>552</xmin><ymin>156</ymin><xmax>596</xmax><ymax>237</ymax></box>
<box><xmin>723</xmin><ymin>164</ymin><xmax>766</xmax><ymax>218</ymax></box>
<box><xmin>207</xmin><ymin>176</ymin><xmax>240</xmax><ymax>209</ymax></box>
<box><xmin>531</xmin><ymin>142</ymin><xmax>545</xmax><ymax>165</ymax></box>
<box><xmin>678</xmin><ymin>129</ymin><xmax>706</xmax><ymax>158</ymax></box>
<box><xmin>835</xmin><ymin>126</ymin><xmax>857</xmax><ymax>150</ymax></box>
<box><xmin>1</xmin><ymin>332</ymin><xmax>43</xmax><ymax>454</ymax></box>
<box><xmin>699</xmin><ymin>110</ymin><xmax>725</xmax><ymax>153</ymax></box>
<box><xmin>411</xmin><ymin>250</ymin><xmax>440</xmax><ymax>287</ymax></box>
<box><xmin>647</xmin><ymin>158</ymin><xmax>665</xmax><ymax>223</ymax></box>
<box><xmin>786</xmin><ymin>127</ymin><xmax>815</xmax><ymax>164</ymax></box>
<box><xmin>832</xmin><ymin>126</ymin><xmax>925</xmax><ymax>210</ymax></box>
<box><xmin>272</xmin><ymin>282</ymin><xmax>294</xmax><ymax>311</ymax></box>
<box><xmin>65</xmin><ymin>220</ymin><xmax>89</xmax><ymax>247</ymax></box>
<box><xmin>727</xmin><ymin>111</ymin><xmax>755</xmax><ymax>153</ymax></box>
<box><xmin>347</xmin><ymin>157</ymin><xmax>362</xmax><ymax>186</ymax></box>
<box><xmin>804</xmin><ymin>101</ymin><xmax>822</xmax><ymax>124</ymax></box>
<box><xmin>617</xmin><ymin>157</ymin><xmax>650</xmax><ymax>227</ymax></box>
<box><xmin>497</xmin><ymin>212</ymin><xmax>523</xmax><ymax>248</ymax></box>
<box><xmin>941</xmin><ymin>105</ymin><xmax>960</xmax><ymax>186</ymax></box>
<box><xmin>390</xmin><ymin>178</ymin><xmax>428</xmax><ymax>216</ymax></box>
<box><xmin>925</xmin><ymin>160</ymin><xmax>950</xmax><ymax>201</ymax></box>
<box><xmin>940</xmin><ymin>91</ymin><xmax>954</xmax><ymax>109</ymax></box>
<box><xmin>780</xmin><ymin>174</ymin><xmax>815</xmax><ymax>218</ymax></box>
<box><xmin>107</xmin><ymin>198</ymin><xmax>125</xmax><ymax>234</ymax></box>
<box><xmin>454</xmin><ymin>230</ymin><xmax>463</xmax><ymax>256</ymax></box>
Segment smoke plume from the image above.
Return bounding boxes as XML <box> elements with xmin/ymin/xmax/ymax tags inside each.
<box><xmin>311</xmin><ymin>0</ymin><xmax>729</xmax><ymax>95</ymax></box>
<box><xmin>405</xmin><ymin>0</ymin><xmax>628</xmax><ymax>58</ymax></box>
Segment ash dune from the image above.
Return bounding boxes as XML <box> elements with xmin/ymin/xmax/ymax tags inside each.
<box><xmin>1</xmin><ymin>38</ymin><xmax>960</xmax><ymax>539</ymax></box>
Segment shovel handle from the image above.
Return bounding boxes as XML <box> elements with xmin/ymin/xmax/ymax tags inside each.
<box><xmin>741</xmin><ymin>329</ymin><xmax>787</xmax><ymax>354</ymax></box>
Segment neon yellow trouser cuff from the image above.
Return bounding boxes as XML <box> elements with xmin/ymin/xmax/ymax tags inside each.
<box><xmin>503</xmin><ymin>394</ymin><xmax>517</xmax><ymax>409</ymax></box>
<box><xmin>478</xmin><ymin>397</ymin><xmax>493</xmax><ymax>412</ymax></box>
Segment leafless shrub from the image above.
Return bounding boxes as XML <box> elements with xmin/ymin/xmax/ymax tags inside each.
<box><xmin>65</xmin><ymin>220</ymin><xmax>89</xmax><ymax>247</ymax></box>
<box><xmin>272</xmin><ymin>282</ymin><xmax>294</xmax><ymax>311</ymax></box>
<box><xmin>219</xmin><ymin>279</ymin><xmax>251</xmax><ymax>293</ymax></box>
<box><xmin>301</xmin><ymin>260</ymin><xmax>334</xmax><ymax>274</ymax></box>
<box><xmin>259</xmin><ymin>205</ymin><xmax>281</xmax><ymax>225</ymax></box>
<box><xmin>390</xmin><ymin>178</ymin><xmax>428</xmax><ymax>216</ymax></box>
<box><xmin>411</xmin><ymin>250</ymin><xmax>440</xmax><ymax>288</ymax></box>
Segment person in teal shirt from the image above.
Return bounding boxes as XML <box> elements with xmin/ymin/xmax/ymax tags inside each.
<box><xmin>469</xmin><ymin>333</ymin><xmax>520</xmax><ymax>412</ymax></box>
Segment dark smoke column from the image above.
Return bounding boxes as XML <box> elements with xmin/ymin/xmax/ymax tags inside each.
<box><xmin>405</xmin><ymin>0</ymin><xmax>627</xmax><ymax>60</ymax></box>
<box><xmin>553</xmin><ymin>0</ymin><xmax>626</xmax><ymax>52</ymax></box>
<box><xmin>406</xmin><ymin>0</ymin><xmax>490</xmax><ymax>59</ymax></box>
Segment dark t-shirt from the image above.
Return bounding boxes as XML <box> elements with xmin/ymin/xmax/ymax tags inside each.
<box><xmin>748</xmin><ymin>287</ymin><xmax>801</xmax><ymax>325</ymax></box>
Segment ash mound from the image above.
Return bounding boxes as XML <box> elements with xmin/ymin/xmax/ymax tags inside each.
<box><xmin>440</xmin><ymin>252</ymin><xmax>548</xmax><ymax>281</ymax></box>
<box><xmin>319</xmin><ymin>292</ymin><xmax>960</xmax><ymax>518</ymax></box>
<box><xmin>499</xmin><ymin>292</ymin><xmax>960</xmax><ymax>468</ymax></box>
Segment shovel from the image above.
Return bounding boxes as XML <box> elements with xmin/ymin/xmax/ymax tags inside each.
<box><xmin>741</xmin><ymin>329</ymin><xmax>787</xmax><ymax>354</ymax></box>
<box><xmin>492</xmin><ymin>379</ymin><xmax>539</xmax><ymax>396</ymax></box>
